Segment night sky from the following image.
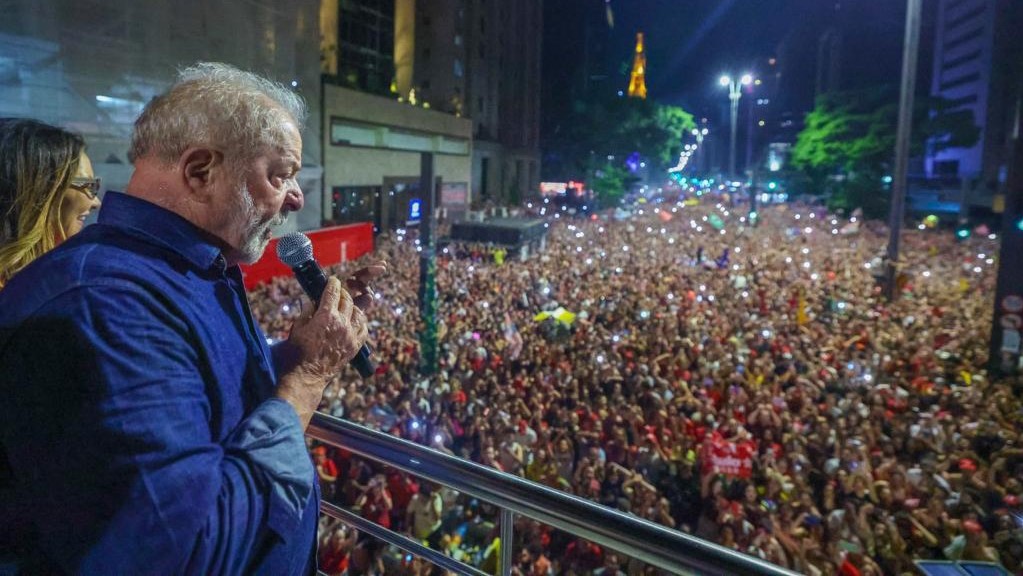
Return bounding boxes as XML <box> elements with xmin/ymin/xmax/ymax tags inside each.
<box><xmin>542</xmin><ymin>0</ymin><xmax>928</xmax><ymax>132</ymax></box>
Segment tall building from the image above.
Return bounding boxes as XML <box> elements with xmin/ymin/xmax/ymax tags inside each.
<box><xmin>775</xmin><ymin>0</ymin><xmax>905</xmax><ymax>112</ymax></box>
<box><xmin>926</xmin><ymin>0</ymin><xmax>1018</xmax><ymax>200</ymax></box>
<box><xmin>335</xmin><ymin>0</ymin><xmax>396</xmax><ymax>96</ymax></box>
<box><xmin>410</xmin><ymin>1</ymin><xmax>543</xmax><ymax>205</ymax></box>
<box><xmin>479</xmin><ymin>1</ymin><xmax>542</xmax><ymax>204</ymax></box>
<box><xmin>320</xmin><ymin>0</ymin><xmax>472</xmax><ymax>231</ymax></box>
<box><xmin>539</xmin><ymin>0</ymin><xmax>613</xmax><ymax>181</ymax></box>
<box><xmin>410</xmin><ymin>0</ymin><xmax>467</xmax><ymax>117</ymax></box>
<box><xmin>815</xmin><ymin>28</ymin><xmax>842</xmax><ymax>97</ymax></box>
<box><xmin>319</xmin><ymin>0</ymin><xmax>542</xmax><ymax>228</ymax></box>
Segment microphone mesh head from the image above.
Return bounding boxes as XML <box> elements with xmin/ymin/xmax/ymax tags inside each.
<box><xmin>276</xmin><ymin>232</ymin><xmax>313</xmax><ymax>266</ymax></box>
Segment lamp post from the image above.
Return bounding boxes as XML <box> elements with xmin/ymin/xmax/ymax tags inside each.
<box><xmin>883</xmin><ymin>0</ymin><xmax>922</xmax><ymax>302</ymax></box>
<box><xmin>720</xmin><ymin>73</ymin><xmax>752</xmax><ymax>178</ymax></box>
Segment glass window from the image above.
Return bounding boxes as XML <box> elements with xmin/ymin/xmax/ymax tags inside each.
<box><xmin>438</xmin><ymin>137</ymin><xmax>470</xmax><ymax>155</ymax></box>
<box><xmin>386</xmin><ymin>129</ymin><xmax>434</xmax><ymax>152</ymax></box>
<box><xmin>331</xmin><ymin>120</ymin><xmax>379</xmax><ymax>147</ymax></box>
<box><xmin>332</xmin><ymin>186</ymin><xmax>378</xmax><ymax>225</ymax></box>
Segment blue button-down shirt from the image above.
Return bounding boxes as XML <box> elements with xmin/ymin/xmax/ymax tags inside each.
<box><xmin>0</xmin><ymin>192</ymin><xmax>318</xmax><ymax>575</ymax></box>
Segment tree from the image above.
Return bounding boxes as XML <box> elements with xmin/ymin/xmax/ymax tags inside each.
<box><xmin>590</xmin><ymin>161</ymin><xmax>636</xmax><ymax>207</ymax></box>
<box><xmin>545</xmin><ymin>95</ymin><xmax>695</xmax><ymax>206</ymax></box>
<box><xmin>790</xmin><ymin>86</ymin><xmax>980</xmax><ymax>217</ymax></box>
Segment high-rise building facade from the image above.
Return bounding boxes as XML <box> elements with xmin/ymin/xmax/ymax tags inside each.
<box><xmin>815</xmin><ymin>28</ymin><xmax>842</xmax><ymax>97</ymax></box>
<box><xmin>926</xmin><ymin>0</ymin><xmax>1017</xmax><ymax>199</ymax></box>
<box><xmin>336</xmin><ymin>0</ymin><xmax>396</xmax><ymax>96</ymax></box>
<box><xmin>320</xmin><ymin>0</ymin><xmax>473</xmax><ymax>230</ymax></box>
<box><xmin>324</xmin><ymin>0</ymin><xmax>542</xmax><ymax>212</ymax></box>
<box><xmin>0</xmin><ymin>0</ymin><xmax>324</xmax><ymax>233</ymax></box>
<box><xmin>463</xmin><ymin>0</ymin><xmax>542</xmax><ymax>204</ymax></box>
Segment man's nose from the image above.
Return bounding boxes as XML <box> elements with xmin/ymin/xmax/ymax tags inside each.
<box><xmin>284</xmin><ymin>183</ymin><xmax>304</xmax><ymax>212</ymax></box>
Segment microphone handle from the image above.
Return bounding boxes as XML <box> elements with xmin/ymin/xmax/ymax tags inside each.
<box><xmin>292</xmin><ymin>260</ymin><xmax>375</xmax><ymax>378</ymax></box>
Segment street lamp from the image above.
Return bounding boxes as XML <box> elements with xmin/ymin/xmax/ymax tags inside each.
<box><xmin>719</xmin><ymin>73</ymin><xmax>752</xmax><ymax>178</ymax></box>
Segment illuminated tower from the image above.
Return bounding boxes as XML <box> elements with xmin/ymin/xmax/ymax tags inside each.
<box><xmin>627</xmin><ymin>32</ymin><xmax>647</xmax><ymax>99</ymax></box>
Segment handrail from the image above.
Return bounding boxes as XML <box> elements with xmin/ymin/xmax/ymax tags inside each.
<box><xmin>320</xmin><ymin>500</ymin><xmax>490</xmax><ymax>576</ymax></box>
<box><xmin>308</xmin><ymin>413</ymin><xmax>799</xmax><ymax>576</ymax></box>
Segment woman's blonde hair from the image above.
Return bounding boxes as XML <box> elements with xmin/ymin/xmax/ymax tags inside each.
<box><xmin>0</xmin><ymin>118</ymin><xmax>85</xmax><ymax>287</ymax></box>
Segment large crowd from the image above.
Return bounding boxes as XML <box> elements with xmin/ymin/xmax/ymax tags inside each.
<box><xmin>249</xmin><ymin>196</ymin><xmax>1023</xmax><ymax>576</ymax></box>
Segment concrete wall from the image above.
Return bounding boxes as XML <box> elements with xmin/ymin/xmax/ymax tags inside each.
<box><xmin>325</xmin><ymin>83</ymin><xmax>472</xmax><ymax>138</ymax></box>
<box><xmin>322</xmin><ymin>83</ymin><xmax>472</xmax><ymax>225</ymax></box>
<box><xmin>323</xmin><ymin>146</ymin><xmax>471</xmax><ymax>188</ymax></box>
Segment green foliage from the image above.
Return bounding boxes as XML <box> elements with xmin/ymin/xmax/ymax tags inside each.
<box><xmin>655</xmin><ymin>105</ymin><xmax>697</xmax><ymax>165</ymax></box>
<box><xmin>826</xmin><ymin>171</ymin><xmax>890</xmax><ymax>218</ymax></box>
<box><xmin>548</xmin><ymin>95</ymin><xmax>695</xmax><ymax>195</ymax></box>
<box><xmin>590</xmin><ymin>160</ymin><xmax>637</xmax><ymax>207</ymax></box>
<box><xmin>791</xmin><ymin>87</ymin><xmax>897</xmax><ymax>179</ymax></box>
<box><xmin>790</xmin><ymin>86</ymin><xmax>981</xmax><ymax>217</ymax></box>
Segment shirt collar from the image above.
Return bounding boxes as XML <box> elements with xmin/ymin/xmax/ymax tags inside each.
<box><xmin>97</xmin><ymin>191</ymin><xmax>224</xmax><ymax>271</ymax></box>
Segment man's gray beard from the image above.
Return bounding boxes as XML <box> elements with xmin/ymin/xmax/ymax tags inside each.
<box><xmin>237</xmin><ymin>184</ymin><xmax>289</xmax><ymax>264</ymax></box>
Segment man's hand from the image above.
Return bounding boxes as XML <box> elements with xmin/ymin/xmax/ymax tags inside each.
<box><xmin>275</xmin><ymin>276</ymin><xmax>369</xmax><ymax>428</ymax></box>
<box><xmin>345</xmin><ymin>262</ymin><xmax>387</xmax><ymax>309</ymax></box>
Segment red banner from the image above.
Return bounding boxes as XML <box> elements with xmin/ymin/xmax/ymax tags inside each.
<box><xmin>702</xmin><ymin>436</ymin><xmax>755</xmax><ymax>479</ymax></box>
<box><xmin>241</xmin><ymin>223</ymin><xmax>374</xmax><ymax>290</ymax></box>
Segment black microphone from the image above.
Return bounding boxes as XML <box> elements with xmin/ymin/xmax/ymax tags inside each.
<box><xmin>276</xmin><ymin>232</ymin><xmax>375</xmax><ymax>378</ymax></box>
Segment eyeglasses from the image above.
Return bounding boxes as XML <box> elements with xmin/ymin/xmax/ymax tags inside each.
<box><xmin>69</xmin><ymin>177</ymin><xmax>102</xmax><ymax>200</ymax></box>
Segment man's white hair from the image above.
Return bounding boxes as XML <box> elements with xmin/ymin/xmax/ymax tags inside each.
<box><xmin>128</xmin><ymin>62</ymin><xmax>307</xmax><ymax>165</ymax></box>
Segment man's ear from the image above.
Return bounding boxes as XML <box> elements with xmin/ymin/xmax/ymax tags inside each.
<box><xmin>180</xmin><ymin>147</ymin><xmax>226</xmax><ymax>202</ymax></box>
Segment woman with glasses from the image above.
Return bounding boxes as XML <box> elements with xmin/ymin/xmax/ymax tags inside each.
<box><xmin>0</xmin><ymin>118</ymin><xmax>101</xmax><ymax>287</ymax></box>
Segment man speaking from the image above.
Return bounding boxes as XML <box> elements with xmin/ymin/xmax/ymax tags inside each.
<box><xmin>0</xmin><ymin>63</ymin><xmax>383</xmax><ymax>574</ymax></box>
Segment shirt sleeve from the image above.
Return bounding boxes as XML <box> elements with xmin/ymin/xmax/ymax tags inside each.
<box><xmin>0</xmin><ymin>284</ymin><xmax>314</xmax><ymax>575</ymax></box>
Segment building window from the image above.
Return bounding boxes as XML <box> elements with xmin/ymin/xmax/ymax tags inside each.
<box><xmin>942</xmin><ymin>48</ymin><xmax>982</xmax><ymax>71</ymax></box>
<box><xmin>331</xmin><ymin>119</ymin><xmax>380</xmax><ymax>147</ymax></box>
<box><xmin>945</xmin><ymin>4</ymin><xmax>985</xmax><ymax>33</ymax></box>
<box><xmin>944</xmin><ymin>26</ymin><xmax>984</xmax><ymax>53</ymax></box>
<box><xmin>386</xmin><ymin>129</ymin><xmax>434</xmax><ymax>152</ymax></box>
<box><xmin>337</xmin><ymin>0</ymin><xmax>396</xmax><ymax>96</ymax></box>
<box><xmin>454</xmin><ymin>59</ymin><xmax>464</xmax><ymax>77</ymax></box>
<box><xmin>332</xmin><ymin>185</ymin><xmax>379</xmax><ymax>226</ymax></box>
<box><xmin>438</xmin><ymin>137</ymin><xmax>469</xmax><ymax>155</ymax></box>
<box><xmin>940</xmin><ymin>71</ymin><xmax>981</xmax><ymax>91</ymax></box>
<box><xmin>947</xmin><ymin>93</ymin><xmax>979</xmax><ymax>108</ymax></box>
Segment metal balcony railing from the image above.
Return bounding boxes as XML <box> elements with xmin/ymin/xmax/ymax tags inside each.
<box><xmin>308</xmin><ymin>413</ymin><xmax>800</xmax><ymax>576</ymax></box>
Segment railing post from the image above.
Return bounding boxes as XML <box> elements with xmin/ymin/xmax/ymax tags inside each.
<box><xmin>500</xmin><ymin>509</ymin><xmax>514</xmax><ymax>576</ymax></box>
